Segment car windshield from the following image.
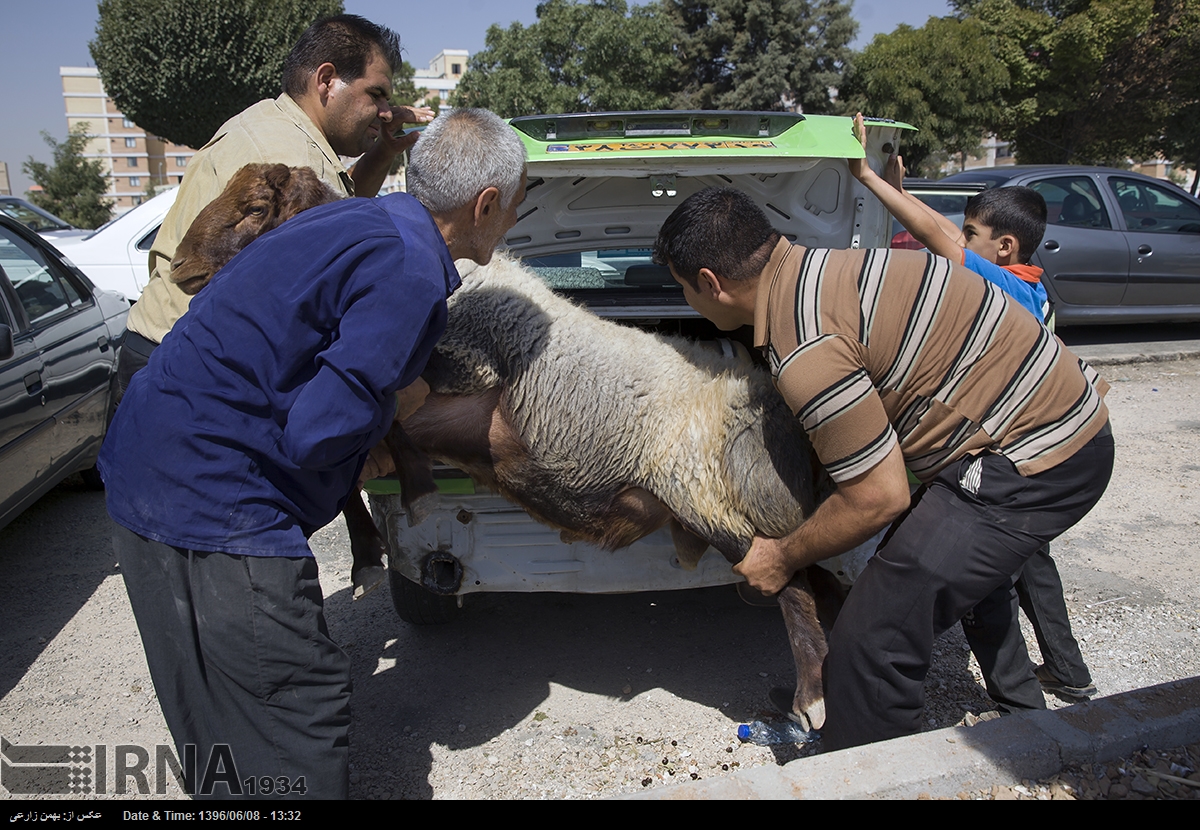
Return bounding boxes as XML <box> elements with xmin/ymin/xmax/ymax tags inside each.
<box><xmin>523</xmin><ymin>248</ymin><xmax>674</xmax><ymax>291</ymax></box>
<box><xmin>0</xmin><ymin>200</ymin><xmax>72</xmax><ymax>232</ymax></box>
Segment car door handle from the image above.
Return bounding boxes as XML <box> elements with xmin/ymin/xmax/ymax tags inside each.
<box><xmin>97</xmin><ymin>335</ymin><xmax>110</xmax><ymax>352</ymax></box>
<box><xmin>1137</xmin><ymin>244</ymin><xmax>1152</xmax><ymax>255</ymax></box>
<box><xmin>1043</xmin><ymin>240</ymin><xmax>1060</xmax><ymax>251</ymax></box>
<box><xmin>24</xmin><ymin>371</ymin><xmax>43</xmax><ymax>396</ymax></box>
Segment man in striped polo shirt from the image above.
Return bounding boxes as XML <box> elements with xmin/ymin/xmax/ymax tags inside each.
<box><xmin>653</xmin><ymin>186</ymin><xmax>1114</xmax><ymax>750</ymax></box>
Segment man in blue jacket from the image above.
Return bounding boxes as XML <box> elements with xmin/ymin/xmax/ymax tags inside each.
<box><xmin>99</xmin><ymin>108</ymin><xmax>528</xmax><ymax>799</ymax></box>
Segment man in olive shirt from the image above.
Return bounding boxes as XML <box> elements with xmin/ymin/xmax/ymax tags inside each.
<box><xmin>119</xmin><ymin>14</ymin><xmax>433</xmax><ymax>390</ymax></box>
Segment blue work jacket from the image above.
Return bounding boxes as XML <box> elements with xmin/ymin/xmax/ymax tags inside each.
<box><xmin>99</xmin><ymin>193</ymin><xmax>460</xmax><ymax>556</ymax></box>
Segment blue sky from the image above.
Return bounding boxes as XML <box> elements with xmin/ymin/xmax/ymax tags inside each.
<box><xmin>0</xmin><ymin>0</ymin><xmax>953</xmax><ymax>196</ymax></box>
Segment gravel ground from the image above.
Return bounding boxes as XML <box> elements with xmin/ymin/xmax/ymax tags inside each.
<box><xmin>1</xmin><ymin>356</ymin><xmax>1197</xmax><ymax>801</ymax></box>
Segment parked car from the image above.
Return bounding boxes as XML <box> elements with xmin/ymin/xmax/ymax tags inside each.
<box><xmin>0</xmin><ymin>214</ymin><xmax>129</xmax><ymax>531</ymax></box>
<box><xmin>0</xmin><ymin>196</ymin><xmax>91</xmax><ymax>245</ymax></box>
<box><xmin>54</xmin><ymin>187</ymin><xmax>179</xmax><ymax>301</ymax></box>
<box><xmin>889</xmin><ymin>180</ymin><xmax>985</xmax><ymax>250</ymax></box>
<box><xmin>939</xmin><ymin>166</ymin><xmax>1200</xmax><ymax>325</ymax></box>
<box><xmin>365</xmin><ymin>110</ymin><xmax>911</xmax><ymax>623</ymax></box>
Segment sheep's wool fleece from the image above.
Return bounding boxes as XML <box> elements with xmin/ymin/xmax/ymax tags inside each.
<box><xmin>428</xmin><ymin>255</ymin><xmax>819</xmax><ymax>557</ymax></box>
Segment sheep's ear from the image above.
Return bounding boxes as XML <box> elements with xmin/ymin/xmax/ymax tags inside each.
<box><xmin>279</xmin><ymin>170</ymin><xmax>338</xmax><ymax>222</ymax></box>
<box><xmin>263</xmin><ymin>164</ymin><xmax>293</xmax><ymax>194</ymax></box>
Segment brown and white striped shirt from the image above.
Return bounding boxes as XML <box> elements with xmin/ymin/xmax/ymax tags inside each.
<box><xmin>752</xmin><ymin>239</ymin><xmax>1109</xmax><ymax>483</ymax></box>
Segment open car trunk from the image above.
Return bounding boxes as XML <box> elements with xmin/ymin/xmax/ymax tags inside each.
<box><xmin>366</xmin><ymin>114</ymin><xmax>912</xmax><ymax>619</ymax></box>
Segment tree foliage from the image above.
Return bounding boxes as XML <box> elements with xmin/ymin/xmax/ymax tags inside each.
<box><xmin>452</xmin><ymin>0</ymin><xmax>679</xmax><ymax>116</ymax></box>
<box><xmin>22</xmin><ymin>126</ymin><xmax>113</xmax><ymax>230</ymax></box>
<box><xmin>972</xmin><ymin>0</ymin><xmax>1200</xmax><ymax>164</ymax></box>
<box><xmin>90</xmin><ymin>0</ymin><xmax>343</xmax><ymax>150</ymax></box>
<box><xmin>846</xmin><ymin>0</ymin><xmax>1200</xmax><ymax>170</ymax></box>
<box><xmin>390</xmin><ymin>60</ymin><xmax>425</xmax><ymax>108</ymax></box>
<box><xmin>664</xmin><ymin>0</ymin><xmax>857</xmax><ymax>112</ymax></box>
<box><xmin>840</xmin><ymin>16</ymin><xmax>1009</xmax><ymax>175</ymax></box>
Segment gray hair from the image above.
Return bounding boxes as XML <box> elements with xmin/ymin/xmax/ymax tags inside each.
<box><xmin>407</xmin><ymin>109</ymin><xmax>527</xmax><ymax>214</ymax></box>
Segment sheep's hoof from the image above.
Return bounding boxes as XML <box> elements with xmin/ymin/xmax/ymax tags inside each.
<box><xmin>798</xmin><ymin>697</ymin><xmax>826</xmax><ymax>733</ymax></box>
<box><xmin>352</xmin><ymin>566</ymin><xmax>387</xmax><ymax>601</ymax></box>
<box><xmin>404</xmin><ymin>492</ymin><xmax>440</xmax><ymax>527</ymax></box>
<box><xmin>769</xmin><ymin>686</ymin><xmax>826</xmax><ymax>733</ymax></box>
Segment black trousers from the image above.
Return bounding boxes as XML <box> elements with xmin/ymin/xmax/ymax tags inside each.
<box><xmin>115</xmin><ymin>330</ymin><xmax>158</xmax><ymax>405</ymax></box>
<box><xmin>821</xmin><ymin>427</ymin><xmax>1114</xmax><ymax>751</ymax></box>
<box><xmin>961</xmin><ymin>542</ymin><xmax>1093</xmax><ymax>712</ymax></box>
<box><xmin>113</xmin><ymin>525</ymin><xmax>351</xmax><ymax>799</ymax></box>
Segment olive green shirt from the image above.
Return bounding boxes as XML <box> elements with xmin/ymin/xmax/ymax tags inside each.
<box><xmin>128</xmin><ymin>94</ymin><xmax>354</xmax><ymax>343</ymax></box>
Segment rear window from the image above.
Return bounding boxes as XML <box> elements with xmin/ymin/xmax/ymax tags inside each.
<box><xmin>523</xmin><ymin>248</ymin><xmax>675</xmax><ymax>290</ymax></box>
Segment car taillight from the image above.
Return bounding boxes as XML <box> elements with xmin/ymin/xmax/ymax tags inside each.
<box><xmin>890</xmin><ymin>230</ymin><xmax>925</xmax><ymax>250</ymax></box>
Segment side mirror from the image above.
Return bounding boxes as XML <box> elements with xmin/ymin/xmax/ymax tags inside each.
<box><xmin>0</xmin><ymin>324</ymin><xmax>12</xmax><ymax>361</ymax></box>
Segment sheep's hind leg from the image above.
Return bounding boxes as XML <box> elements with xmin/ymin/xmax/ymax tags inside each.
<box><xmin>384</xmin><ymin>423</ymin><xmax>440</xmax><ymax>527</ymax></box>
<box><xmin>776</xmin><ymin>566</ymin><xmax>844</xmax><ymax>733</ymax></box>
<box><xmin>344</xmin><ymin>492</ymin><xmax>388</xmax><ymax>600</ymax></box>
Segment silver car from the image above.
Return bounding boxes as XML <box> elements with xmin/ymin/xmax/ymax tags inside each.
<box><xmin>940</xmin><ymin>166</ymin><xmax>1200</xmax><ymax>325</ymax></box>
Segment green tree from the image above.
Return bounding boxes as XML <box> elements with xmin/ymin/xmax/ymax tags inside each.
<box><xmin>1162</xmin><ymin>102</ymin><xmax>1200</xmax><ymax>196</ymax></box>
<box><xmin>390</xmin><ymin>60</ymin><xmax>427</xmax><ymax>108</ymax></box>
<box><xmin>972</xmin><ymin>0</ymin><xmax>1200</xmax><ymax>164</ymax></box>
<box><xmin>839</xmin><ymin>16</ymin><xmax>1009</xmax><ymax>176</ymax></box>
<box><xmin>90</xmin><ymin>0</ymin><xmax>342</xmax><ymax>150</ymax></box>
<box><xmin>451</xmin><ymin>0</ymin><xmax>679</xmax><ymax>116</ymax></box>
<box><xmin>22</xmin><ymin>126</ymin><xmax>113</xmax><ymax>229</ymax></box>
<box><xmin>664</xmin><ymin>0</ymin><xmax>857</xmax><ymax>112</ymax></box>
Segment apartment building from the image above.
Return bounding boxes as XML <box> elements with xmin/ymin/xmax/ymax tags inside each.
<box><xmin>61</xmin><ymin>66</ymin><xmax>195</xmax><ymax>214</ymax></box>
<box><xmin>412</xmin><ymin>49</ymin><xmax>469</xmax><ymax>110</ymax></box>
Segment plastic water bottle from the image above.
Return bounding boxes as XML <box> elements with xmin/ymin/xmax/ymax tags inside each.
<box><xmin>736</xmin><ymin>720</ymin><xmax>819</xmax><ymax>746</ymax></box>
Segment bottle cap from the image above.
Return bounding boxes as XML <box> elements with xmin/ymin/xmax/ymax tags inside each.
<box><xmin>736</xmin><ymin>724</ymin><xmax>750</xmax><ymax>741</ymax></box>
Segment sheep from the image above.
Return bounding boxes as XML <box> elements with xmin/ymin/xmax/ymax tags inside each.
<box><xmin>169</xmin><ymin>163</ymin><xmax>340</xmax><ymax>294</ymax></box>
<box><xmin>399</xmin><ymin>255</ymin><xmax>845</xmax><ymax>731</ymax></box>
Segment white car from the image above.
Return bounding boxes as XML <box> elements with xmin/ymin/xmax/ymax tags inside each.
<box><xmin>55</xmin><ymin>187</ymin><xmax>179</xmax><ymax>301</ymax></box>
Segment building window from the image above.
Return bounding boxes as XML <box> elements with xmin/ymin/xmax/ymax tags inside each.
<box><xmin>176</xmin><ymin>156</ymin><xmax>187</xmax><ymax>167</ymax></box>
<box><xmin>128</xmin><ymin>157</ymin><xmax>138</xmax><ymax>167</ymax></box>
<box><xmin>123</xmin><ymin>117</ymin><xmax>135</xmax><ymax>128</ymax></box>
<box><xmin>125</xmin><ymin>137</ymin><xmax>137</xmax><ymax>148</ymax></box>
<box><xmin>132</xmin><ymin>195</ymin><xmax>143</xmax><ymax>206</ymax></box>
<box><xmin>129</xmin><ymin>176</ymin><xmax>140</xmax><ymax>187</ymax></box>
<box><xmin>452</xmin><ymin>63</ymin><xmax>462</xmax><ymax>74</ymax></box>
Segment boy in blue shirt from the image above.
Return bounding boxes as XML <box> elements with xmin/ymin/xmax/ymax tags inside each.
<box><xmin>848</xmin><ymin>114</ymin><xmax>1096</xmax><ymax>716</ymax></box>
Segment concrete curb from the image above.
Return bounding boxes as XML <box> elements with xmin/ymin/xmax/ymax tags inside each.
<box><xmin>1069</xmin><ymin>341</ymin><xmax>1200</xmax><ymax>367</ymax></box>
<box><xmin>632</xmin><ymin>675</ymin><xmax>1200</xmax><ymax>799</ymax></box>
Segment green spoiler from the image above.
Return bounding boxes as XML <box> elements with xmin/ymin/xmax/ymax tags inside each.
<box><xmin>509</xmin><ymin>111</ymin><xmax>915</xmax><ymax>164</ymax></box>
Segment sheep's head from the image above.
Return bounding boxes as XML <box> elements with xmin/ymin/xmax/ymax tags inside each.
<box><xmin>169</xmin><ymin>163</ymin><xmax>339</xmax><ymax>295</ymax></box>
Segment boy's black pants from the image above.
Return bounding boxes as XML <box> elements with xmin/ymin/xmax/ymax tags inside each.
<box><xmin>962</xmin><ymin>542</ymin><xmax>1093</xmax><ymax>713</ymax></box>
<box><xmin>821</xmin><ymin>425</ymin><xmax>1114</xmax><ymax>751</ymax></box>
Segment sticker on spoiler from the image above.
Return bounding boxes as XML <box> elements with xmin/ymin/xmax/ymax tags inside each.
<box><xmin>545</xmin><ymin>140</ymin><xmax>777</xmax><ymax>153</ymax></box>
